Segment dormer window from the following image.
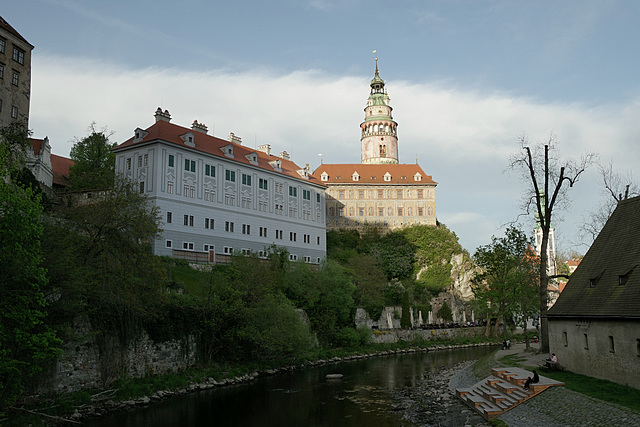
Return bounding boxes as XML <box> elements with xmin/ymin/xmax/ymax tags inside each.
<box><xmin>321</xmin><ymin>172</ymin><xmax>329</xmax><ymax>182</ymax></box>
<box><xmin>245</xmin><ymin>152</ymin><xmax>259</xmax><ymax>165</ymax></box>
<box><xmin>180</xmin><ymin>131</ymin><xmax>196</xmax><ymax>147</ymax></box>
<box><xmin>414</xmin><ymin>173</ymin><xmax>422</xmax><ymax>182</ymax></box>
<box><xmin>133</xmin><ymin>128</ymin><xmax>149</xmax><ymax>143</ymax></box>
<box><xmin>619</xmin><ymin>268</ymin><xmax>633</xmax><ymax>285</ymax></box>
<box><xmin>590</xmin><ymin>271</ymin><xmax>604</xmax><ymax>288</ymax></box>
<box><xmin>352</xmin><ymin>172</ymin><xmax>360</xmax><ymax>182</ymax></box>
<box><xmin>221</xmin><ymin>144</ymin><xmax>234</xmax><ymax>158</ymax></box>
<box><xmin>297</xmin><ymin>166</ymin><xmax>310</xmax><ymax>179</ymax></box>
<box><xmin>384</xmin><ymin>172</ymin><xmax>392</xmax><ymax>182</ymax></box>
<box><xmin>269</xmin><ymin>159</ymin><xmax>281</xmax><ymax>171</ymax></box>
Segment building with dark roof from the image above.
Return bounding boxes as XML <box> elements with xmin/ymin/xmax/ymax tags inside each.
<box><xmin>547</xmin><ymin>195</ymin><xmax>640</xmax><ymax>389</ymax></box>
<box><xmin>0</xmin><ymin>15</ymin><xmax>34</xmax><ymax>128</ymax></box>
<box><xmin>314</xmin><ymin>61</ymin><xmax>437</xmax><ymax>231</ymax></box>
<box><xmin>113</xmin><ymin>108</ymin><xmax>327</xmax><ymax>264</ymax></box>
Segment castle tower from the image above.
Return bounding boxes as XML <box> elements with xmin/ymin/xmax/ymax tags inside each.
<box><xmin>360</xmin><ymin>60</ymin><xmax>399</xmax><ymax>164</ymax></box>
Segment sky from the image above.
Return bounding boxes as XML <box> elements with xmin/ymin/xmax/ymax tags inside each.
<box><xmin>5</xmin><ymin>0</ymin><xmax>640</xmax><ymax>255</ymax></box>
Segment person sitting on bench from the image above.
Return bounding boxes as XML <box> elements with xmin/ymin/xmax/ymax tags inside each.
<box><xmin>524</xmin><ymin>370</ymin><xmax>539</xmax><ymax>390</ymax></box>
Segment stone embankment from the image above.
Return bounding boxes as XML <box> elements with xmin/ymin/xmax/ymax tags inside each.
<box><xmin>64</xmin><ymin>342</ymin><xmax>497</xmax><ymax>423</ymax></box>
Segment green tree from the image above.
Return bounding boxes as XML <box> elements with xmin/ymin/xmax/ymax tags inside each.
<box><xmin>45</xmin><ymin>175</ymin><xmax>166</xmax><ymax>347</ymax></box>
<box><xmin>302</xmin><ymin>261</ymin><xmax>356</xmax><ymax>345</ymax></box>
<box><xmin>471</xmin><ymin>226</ymin><xmax>538</xmax><ymax>338</ymax></box>
<box><xmin>437</xmin><ymin>301</ymin><xmax>453</xmax><ymax>322</ymax></box>
<box><xmin>347</xmin><ymin>254</ymin><xmax>386</xmax><ymax>320</ymax></box>
<box><xmin>0</xmin><ymin>181</ymin><xmax>61</xmax><ymax>411</ymax></box>
<box><xmin>0</xmin><ymin>122</ymin><xmax>31</xmax><ymax>176</ymax></box>
<box><xmin>239</xmin><ymin>294</ymin><xmax>314</xmax><ymax>361</ymax></box>
<box><xmin>69</xmin><ymin>123</ymin><xmax>116</xmax><ymax>190</ymax></box>
<box><xmin>400</xmin><ymin>291</ymin><xmax>412</xmax><ymax>328</ymax></box>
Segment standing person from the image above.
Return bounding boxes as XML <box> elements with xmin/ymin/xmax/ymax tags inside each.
<box><xmin>524</xmin><ymin>370</ymin><xmax>539</xmax><ymax>390</ymax></box>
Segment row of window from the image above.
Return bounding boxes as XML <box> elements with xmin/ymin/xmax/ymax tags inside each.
<box><xmin>165</xmin><ymin>211</ymin><xmax>321</xmax><ymax>244</ymax></box>
<box><xmin>0</xmin><ymin>63</ymin><xmax>20</xmax><ymax>86</ymax></box>
<box><xmin>166</xmin><ymin>239</ymin><xmax>320</xmax><ymax>263</ymax></box>
<box><xmin>336</xmin><ymin>188</ymin><xmax>431</xmax><ymax>200</ymax></box>
<box><xmin>328</xmin><ymin>218</ymin><xmax>431</xmax><ymax>228</ymax></box>
<box><xmin>563</xmin><ymin>332</ymin><xmax>640</xmax><ymax>356</ymax></box>
<box><xmin>0</xmin><ymin>38</ymin><xmax>25</xmax><ymax>65</ymax></box>
<box><xmin>329</xmin><ymin>206</ymin><xmax>434</xmax><ymax>217</ymax></box>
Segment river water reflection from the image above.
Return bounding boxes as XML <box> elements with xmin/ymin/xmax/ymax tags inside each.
<box><xmin>87</xmin><ymin>346</ymin><xmax>493</xmax><ymax>427</ymax></box>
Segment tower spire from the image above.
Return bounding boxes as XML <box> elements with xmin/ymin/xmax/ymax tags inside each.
<box><xmin>360</xmin><ymin>61</ymin><xmax>399</xmax><ymax>164</ymax></box>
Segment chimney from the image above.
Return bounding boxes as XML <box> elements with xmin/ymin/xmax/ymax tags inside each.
<box><xmin>228</xmin><ymin>132</ymin><xmax>242</xmax><ymax>145</ymax></box>
<box><xmin>191</xmin><ymin>120</ymin><xmax>208</xmax><ymax>134</ymax></box>
<box><xmin>154</xmin><ymin>107</ymin><xmax>171</xmax><ymax>123</ymax></box>
<box><xmin>257</xmin><ymin>144</ymin><xmax>271</xmax><ymax>156</ymax></box>
<box><xmin>279</xmin><ymin>150</ymin><xmax>290</xmax><ymax>160</ymax></box>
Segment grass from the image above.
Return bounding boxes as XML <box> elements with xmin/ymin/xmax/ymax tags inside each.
<box><xmin>497</xmin><ymin>353</ymin><xmax>640</xmax><ymax>414</ymax></box>
<box><xmin>538</xmin><ymin>368</ymin><xmax>640</xmax><ymax>413</ymax></box>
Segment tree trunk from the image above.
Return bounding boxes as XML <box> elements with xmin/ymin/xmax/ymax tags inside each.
<box><xmin>523</xmin><ymin>316</ymin><xmax>530</xmax><ymax>350</ymax></box>
<box><xmin>539</xmin><ymin>224</ymin><xmax>550</xmax><ymax>353</ymax></box>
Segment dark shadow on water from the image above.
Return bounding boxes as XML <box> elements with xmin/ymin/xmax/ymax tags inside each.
<box><xmin>86</xmin><ymin>347</ymin><xmax>493</xmax><ymax>427</ymax></box>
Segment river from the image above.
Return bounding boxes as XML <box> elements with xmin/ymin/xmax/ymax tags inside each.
<box><xmin>86</xmin><ymin>346</ymin><xmax>492</xmax><ymax>427</ymax></box>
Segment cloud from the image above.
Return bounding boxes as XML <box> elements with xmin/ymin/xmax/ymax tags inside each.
<box><xmin>29</xmin><ymin>54</ymin><xmax>640</xmax><ymax>252</ymax></box>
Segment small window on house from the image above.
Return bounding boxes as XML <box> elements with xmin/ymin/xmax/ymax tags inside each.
<box><xmin>166</xmin><ymin>212</ymin><xmax>172</xmax><ymax>224</ymax></box>
<box><xmin>165</xmin><ymin>240</ymin><xmax>172</xmax><ymax>248</ymax></box>
<box><xmin>168</xmin><ymin>155</ymin><xmax>175</xmax><ymax>167</ymax></box>
<box><xmin>12</xmin><ymin>46</ymin><xmax>25</xmax><ymax>65</ymax></box>
<box><xmin>139</xmin><ymin>181</ymin><xmax>144</xmax><ymax>193</ymax></box>
<box><xmin>562</xmin><ymin>332</ymin><xmax>568</xmax><ymax>347</ymax></box>
<box><xmin>11</xmin><ymin>105</ymin><xmax>18</xmax><ymax>118</ymax></box>
<box><xmin>609</xmin><ymin>336</ymin><xmax>615</xmax><ymax>353</ymax></box>
<box><xmin>584</xmin><ymin>333</ymin><xmax>589</xmax><ymax>350</ymax></box>
<box><xmin>619</xmin><ymin>274</ymin><xmax>629</xmax><ymax>285</ymax></box>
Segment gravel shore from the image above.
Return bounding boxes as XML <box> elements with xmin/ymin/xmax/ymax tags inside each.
<box><xmin>390</xmin><ymin>361</ymin><xmax>491</xmax><ymax>427</ymax></box>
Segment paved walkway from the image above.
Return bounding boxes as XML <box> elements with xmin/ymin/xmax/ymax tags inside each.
<box><xmin>454</xmin><ymin>342</ymin><xmax>640</xmax><ymax>427</ymax></box>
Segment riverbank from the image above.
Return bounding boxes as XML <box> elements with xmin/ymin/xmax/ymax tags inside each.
<box><xmin>426</xmin><ymin>341</ymin><xmax>640</xmax><ymax>427</ymax></box>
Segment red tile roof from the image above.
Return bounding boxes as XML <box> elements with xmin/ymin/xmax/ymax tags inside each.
<box><xmin>0</xmin><ymin>16</ymin><xmax>33</xmax><ymax>47</ymax></box>
<box><xmin>313</xmin><ymin>163</ymin><xmax>437</xmax><ymax>185</ymax></box>
<box><xmin>51</xmin><ymin>154</ymin><xmax>73</xmax><ymax>187</ymax></box>
<box><xmin>114</xmin><ymin>119</ymin><xmax>325</xmax><ymax>187</ymax></box>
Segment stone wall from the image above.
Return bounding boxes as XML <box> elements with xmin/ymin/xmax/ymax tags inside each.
<box><xmin>370</xmin><ymin>325</ymin><xmax>484</xmax><ymax>344</ymax></box>
<box><xmin>549</xmin><ymin>318</ymin><xmax>640</xmax><ymax>389</ymax></box>
<box><xmin>39</xmin><ymin>318</ymin><xmax>196</xmax><ymax>394</ymax></box>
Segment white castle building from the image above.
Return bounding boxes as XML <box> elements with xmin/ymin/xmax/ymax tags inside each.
<box><xmin>113</xmin><ymin>108</ymin><xmax>327</xmax><ymax>264</ymax></box>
